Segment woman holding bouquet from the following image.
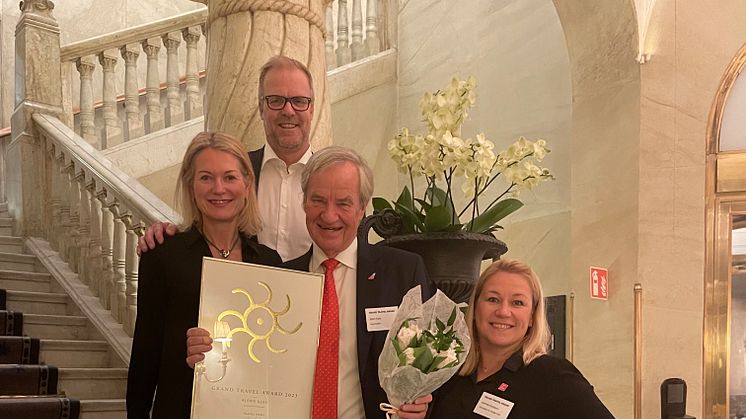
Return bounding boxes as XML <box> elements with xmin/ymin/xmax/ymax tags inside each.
<box><xmin>126</xmin><ymin>132</ymin><xmax>283</xmax><ymax>418</ymax></box>
<box><xmin>428</xmin><ymin>259</ymin><xmax>613</xmax><ymax>418</ymax></box>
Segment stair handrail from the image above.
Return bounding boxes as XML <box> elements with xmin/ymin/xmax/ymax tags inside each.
<box><xmin>0</xmin><ymin>127</ymin><xmax>9</xmax><ymax>204</ymax></box>
<box><xmin>60</xmin><ymin>8</ymin><xmax>207</xmax><ymax>62</ymax></box>
<box><xmin>33</xmin><ymin>113</ymin><xmax>180</xmax><ymax>226</ymax></box>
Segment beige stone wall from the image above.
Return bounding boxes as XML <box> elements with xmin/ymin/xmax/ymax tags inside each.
<box><xmin>638</xmin><ymin>1</ymin><xmax>746</xmax><ymax>418</ymax></box>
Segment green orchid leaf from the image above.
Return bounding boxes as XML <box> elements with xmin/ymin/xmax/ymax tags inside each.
<box><xmin>414</xmin><ymin>198</ymin><xmax>432</xmax><ymax>212</ymax></box>
<box><xmin>435</xmin><ymin>318</ymin><xmax>445</xmax><ymax>331</ymax></box>
<box><xmin>395</xmin><ymin>201</ymin><xmax>426</xmax><ymax>232</ymax></box>
<box><xmin>424</xmin><ymin>204</ymin><xmax>453</xmax><ymax>232</ymax></box>
<box><xmin>466</xmin><ymin>198</ymin><xmax>524</xmax><ymax>233</ymax></box>
<box><xmin>395</xmin><ymin>186</ymin><xmax>416</xmax><ymax>212</ymax></box>
<box><xmin>425</xmin><ymin>185</ymin><xmax>448</xmax><ymax>207</ymax></box>
<box><xmin>372</xmin><ymin>197</ymin><xmax>393</xmax><ymax>213</ymax></box>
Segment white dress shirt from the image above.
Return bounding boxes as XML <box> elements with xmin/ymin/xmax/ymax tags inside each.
<box><xmin>310</xmin><ymin>238</ymin><xmax>366</xmax><ymax>419</ymax></box>
<box><xmin>256</xmin><ymin>144</ymin><xmax>313</xmax><ymax>261</ymax></box>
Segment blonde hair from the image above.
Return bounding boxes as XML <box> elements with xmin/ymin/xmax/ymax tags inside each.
<box><xmin>175</xmin><ymin>132</ymin><xmax>261</xmax><ymax>236</ymax></box>
<box><xmin>459</xmin><ymin>259</ymin><xmax>550</xmax><ymax>375</ymax></box>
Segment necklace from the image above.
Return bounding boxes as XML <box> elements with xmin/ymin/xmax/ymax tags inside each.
<box><xmin>204</xmin><ymin>234</ymin><xmax>240</xmax><ymax>258</ymax></box>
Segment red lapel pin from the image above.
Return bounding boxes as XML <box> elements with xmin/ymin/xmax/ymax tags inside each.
<box><xmin>498</xmin><ymin>383</ymin><xmax>508</xmax><ymax>391</ymax></box>
<box><xmin>367</xmin><ymin>273</ymin><xmax>376</xmax><ymax>280</ymax></box>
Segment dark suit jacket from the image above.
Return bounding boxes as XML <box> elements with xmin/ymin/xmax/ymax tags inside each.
<box><xmin>126</xmin><ymin>228</ymin><xmax>282</xmax><ymax>419</ymax></box>
<box><xmin>248</xmin><ymin>146</ymin><xmax>264</xmax><ymax>190</ymax></box>
<box><xmin>284</xmin><ymin>242</ymin><xmax>435</xmax><ymax>419</ymax></box>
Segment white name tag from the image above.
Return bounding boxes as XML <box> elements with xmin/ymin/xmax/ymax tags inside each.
<box><xmin>473</xmin><ymin>392</ymin><xmax>514</xmax><ymax>419</ymax></box>
<box><xmin>364</xmin><ymin>306</ymin><xmax>398</xmax><ymax>332</ymax></box>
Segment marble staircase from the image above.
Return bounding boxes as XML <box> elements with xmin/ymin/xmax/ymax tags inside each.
<box><xmin>0</xmin><ymin>202</ymin><xmax>127</xmax><ymax>419</ymax></box>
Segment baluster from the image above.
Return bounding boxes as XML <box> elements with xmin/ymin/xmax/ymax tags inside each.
<box><xmin>162</xmin><ymin>31</ymin><xmax>184</xmax><ymax>127</ymax></box>
<box><xmin>365</xmin><ymin>0</ymin><xmax>380</xmax><ymax>55</ymax></box>
<box><xmin>111</xmin><ymin>204</ymin><xmax>127</xmax><ymax>323</ymax></box>
<box><xmin>86</xmin><ymin>180</ymin><xmax>103</xmax><ymax>295</ymax></box>
<box><xmin>121</xmin><ymin>43</ymin><xmax>144</xmax><ymax>141</ymax></box>
<box><xmin>98</xmin><ymin>49</ymin><xmax>122</xmax><ymax>148</ymax></box>
<box><xmin>75</xmin><ymin>55</ymin><xmax>98</xmax><ymax>147</ymax></box>
<box><xmin>142</xmin><ymin>38</ymin><xmax>164</xmax><ymax>134</ymax></box>
<box><xmin>124</xmin><ymin>221</ymin><xmax>141</xmax><ymax>336</ymax></box>
<box><xmin>325</xmin><ymin>4</ymin><xmax>336</xmax><ymax>70</ymax></box>
<box><xmin>182</xmin><ymin>26</ymin><xmax>203</xmax><ymax>120</ymax></box>
<box><xmin>350</xmin><ymin>0</ymin><xmax>365</xmax><ymax>60</ymax></box>
<box><xmin>74</xmin><ymin>171</ymin><xmax>90</xmax><ymax>280</ymax></box>
<box><xmin>48</xmin><ymin>146</ymin><xmax>61</xmax><ymax>250</ymax></box>
<box><xmin>67</xmin><ymin>164</ymin><xmax>81</xmax><ymax>272</ymax></box>
<box><xmin>336</xmin><ymin>0</ymin><xmax>352</xmax><ymax>66</ymax></box>
<box><xmin>56</xmin><ymin>156</ymin><xmax>72</xmax><ymax>259</ymax></box>
<box><xmin>99</xmin><ymin>190</ymin><xmax>114</xmax><ymax>310</ymax></box>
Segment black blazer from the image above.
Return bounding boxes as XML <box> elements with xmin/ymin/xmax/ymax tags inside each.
<box><xmin>248</xmin><ymin>146</ymin><xmax>264</xmax><ymax>190</ymax></box>
<box><xmin>284</xmin><ymin>242</ymin><xmax>435</xmax><ymax>419</ymax></box>
<box><xmin>126</xmin><ymin>228</ymin><xmax>282</xmax><ymax>419</ymax></box>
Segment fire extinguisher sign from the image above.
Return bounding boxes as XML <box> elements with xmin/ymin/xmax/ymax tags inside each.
<box><xmin>590</xmin><ymin>266</ymin><xmax>609</xmax><ymax>300</ymax></box>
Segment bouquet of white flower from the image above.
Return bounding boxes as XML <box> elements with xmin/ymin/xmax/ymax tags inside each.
<box><xmin>378</xmin><ymin>286</ymin><xmax>471</xmax><ymax>416</ymax></box>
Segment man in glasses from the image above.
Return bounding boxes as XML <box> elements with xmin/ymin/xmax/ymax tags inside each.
<box><xmin>138</xmin><ymin>55</ymin><xmax>314</xmax><ymax>261</ymax></box>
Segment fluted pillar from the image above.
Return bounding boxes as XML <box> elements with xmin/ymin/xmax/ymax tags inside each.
<box><xmin>198</xmin><ymin>0</ymin><xmax>333</xmax><ymax>151</ymax></box>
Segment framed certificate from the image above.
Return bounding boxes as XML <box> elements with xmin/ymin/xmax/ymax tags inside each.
<box><xmin>191</xmin><ymin>258</ymin><xmax>323</xmax><ymax>419</ymax></box>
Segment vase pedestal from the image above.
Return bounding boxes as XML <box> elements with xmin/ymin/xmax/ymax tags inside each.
<box><xmin>373</xmin><ymin>231</ymin><xmax>507</xmax><ymax>303</ymax></box>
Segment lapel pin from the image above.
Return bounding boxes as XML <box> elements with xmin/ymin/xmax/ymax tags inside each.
<box><xmin>498</xmin><ymin>383</ymin><xmax>509</xmax><ymax>391</ymax></box>
<box><xmin>367</xmin><ymin>273</ymin><xmax>376</xmax><ymax>280</ymax></box>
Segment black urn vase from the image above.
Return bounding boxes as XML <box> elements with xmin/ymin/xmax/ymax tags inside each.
<box><xmin>360</xmin><ymin>211</ymin><xmax>508</xmax><ymax>303</ymax></box>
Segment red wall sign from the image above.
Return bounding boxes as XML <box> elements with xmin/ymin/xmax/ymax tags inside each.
<box><xmin>590</xmin><ymin>266</ymin><xmax>608</xmax><ymax>300</ymax></box>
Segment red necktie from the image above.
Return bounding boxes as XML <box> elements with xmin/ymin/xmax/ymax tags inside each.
<box><xmin>312</xmin><ymin>258</ymin><xmax>340</xmax><ymax>419</ymax></box>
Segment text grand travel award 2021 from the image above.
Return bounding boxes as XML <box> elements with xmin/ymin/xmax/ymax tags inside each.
<box><xmin>191</xmin><ymin>258</ymin><xmax>323</xmax><ymax>419</ymax></box>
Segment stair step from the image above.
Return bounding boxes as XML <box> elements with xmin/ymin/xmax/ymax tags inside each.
<box><xmin>5</xmin><ymin>290</ymin><xmax>80</xmax><ymax>316</ymax></box>
<box><xmin>58</xmin><ymin>368</ymin><xmax>127</xmax><ymax>400</ymax></box>
<box><xmin>80</xmin><ymin>399</ymin><xmax>126</xmax><ymax>419</ymax></box>
<box><xmin>0</xmin><ymin>252</ymin><xmax>40</xmax><ymax>272</ymax></box>
<box><xmin>0</xmin><ymin>269</ymin><xmax>52</xmax><ymax>292</ymax></box>
<box><xmin>23</xmin><ymin>314</ymin><xmax>94</xmax><ymax>340</ymax></box>
<box><xmin>40</xmin><ymin>339</ymin><xmax>113</xmax><ymax>368</ymax></box>
<box><xmin>0</xmin><ymin>236</ymin><xmax>23</xmax><ymax>253</ymax></box>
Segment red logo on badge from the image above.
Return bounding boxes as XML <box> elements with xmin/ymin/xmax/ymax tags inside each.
<box><xmin>498</xmin><ymin>383</ymin><xmax>508</xmax><ymax>391</ymax></box>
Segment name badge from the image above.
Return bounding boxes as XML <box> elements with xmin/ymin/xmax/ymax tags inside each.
<box><xmin>473</xmin><ymin>392</ymin><xmax>514</xmax><ymax>419</ymax></box>
<box><xmin>364</xmin><ymin>306</ymin><xmax>398</xmax><ymax>332</ymax></box>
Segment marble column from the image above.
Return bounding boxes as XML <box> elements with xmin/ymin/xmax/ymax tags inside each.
<box><xmin>9</xmin><ymin>0</ymin><xmax>62</xmax><ymax>236</ymax></box>
<box><xmin>194</xmin><ymin>0</ymin><xmax>332</xmax><ymax>151</ymax></box>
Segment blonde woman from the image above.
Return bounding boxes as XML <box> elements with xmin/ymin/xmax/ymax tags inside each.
<box><xmin>126</xmin><ymin>132</ymin><xmax>282</xmax><ymax>418</ymax></box>
<box><xmin>428</xmin><ymin>259</ymin><xmax>613</xmax><ymax>418</ymax></box>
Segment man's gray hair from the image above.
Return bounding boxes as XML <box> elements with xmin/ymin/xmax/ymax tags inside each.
<box><xmin>301</xmin><ymin>146</ymin><xmax>374</xmax><ymax>206</ymax></box>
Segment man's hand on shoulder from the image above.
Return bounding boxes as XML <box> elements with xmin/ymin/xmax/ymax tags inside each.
<box><xmin>136</xmin><ymin>222</ymin><xmax>178</xmax><ymax>256</ymax></box>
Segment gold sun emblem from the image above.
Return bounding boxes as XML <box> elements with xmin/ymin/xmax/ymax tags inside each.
<box><xmin>217</xmin><ymin>282</ymin><xmax>302</xmax><ymax>363</ymax></box>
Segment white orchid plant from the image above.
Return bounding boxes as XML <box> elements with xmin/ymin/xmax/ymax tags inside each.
<box><xmin>373</xmin><ymin>77</ymin><xmax>554</xmax><ymax>234</ymax></box>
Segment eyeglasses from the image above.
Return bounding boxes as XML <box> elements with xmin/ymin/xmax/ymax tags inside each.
<box><xmin>262</xmin><ymin>95</ymin><xmax>313</xmax><ymax>111</ymax></box>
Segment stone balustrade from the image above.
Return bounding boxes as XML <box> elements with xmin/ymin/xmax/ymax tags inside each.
<box><xmin>60</xmin><ymin>9</ymin><xmax>208</xmax><ymax>150</ymax></box>
<box><xmin>58</xmin><ymin>0</ymin><xmax>389</xmax><ymax>150</ymax></box>
<box><xmin>32</xmin><ymin>112</ymin><xmax>180</xmax><ymax>337</ymax></box>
